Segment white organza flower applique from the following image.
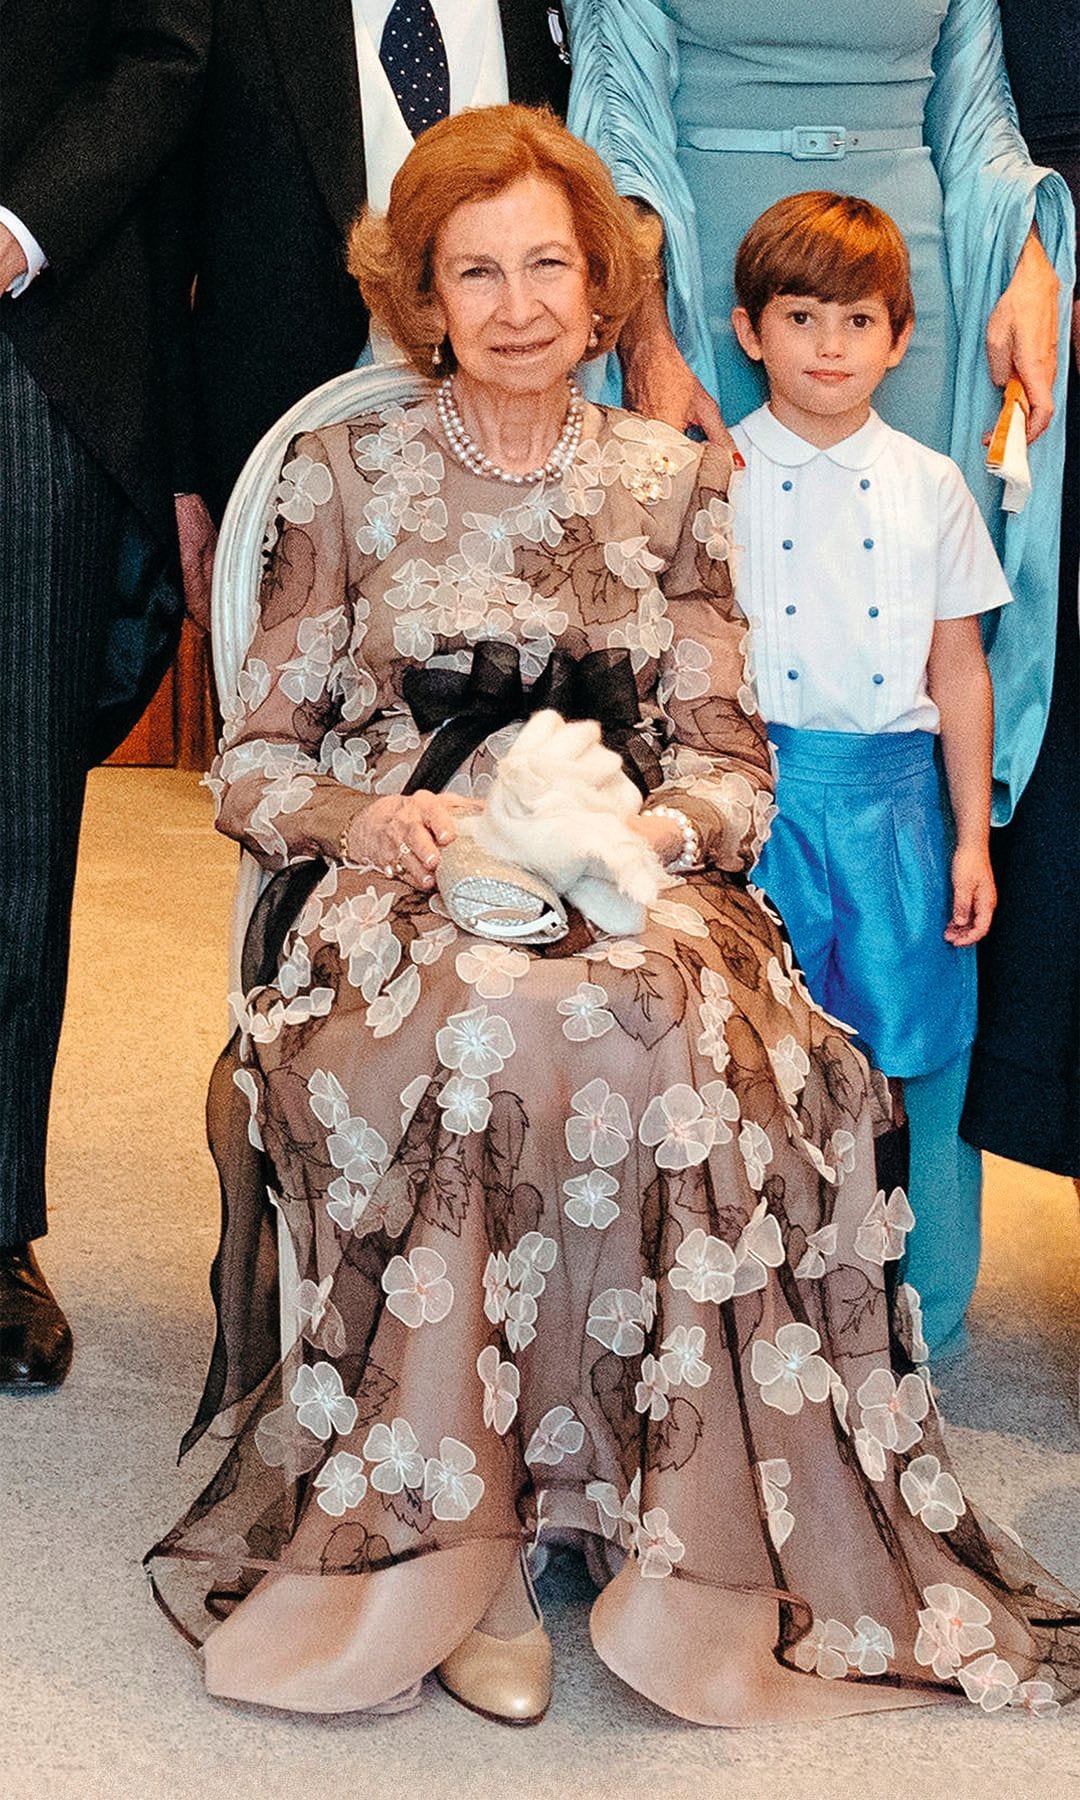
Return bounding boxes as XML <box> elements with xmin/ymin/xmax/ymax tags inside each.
<box><xmin>914</xmin><ymin>1584</ymin><xmax>995</xmax><ymax>1678</ymax></box>
<box><xmin>792</xmin><ymin>1617</ymin><xmax>854</xmax><ymax>1680</ymax></box>
<box><xmin>634</xmin><ymin>1355</ymin><xmax>670</xmax><ymax>1421</ymax></box>
<box><xmin>659</xmin><ymin>1324</ymin><xmax>712</xmax><ymax>1390</ymax></box>
<box><xmin>667</xmin><ymin>1227</ymin><xmax>736</xmax><ymax>1305</ymax></box>
<box><xmin>381</xmin><ymin>1246</ymin><xmax>454</xmax><ymax>1329</ymax></box>
<box><xmin>856</xmin><ymin>1368</ymin><xmax>930</xmax><ymax>1456</ymax></box>
<box><xmin>738</xmin><ymin>1120</ymin><xmax>774</xmax><ymax>1191</ymax></box>
<box><xmin>437</xmin><ymin>1073</ymin><xmax>493</xmax><ymax>1135</ymax></box>
<box><xmin>363</xmin><ymin>1417</ymin><xmax>425</xmax><ymax>1493</ymax></box>
<box><xmin>525</xmin><ymin>1405</ymin><xmax>586</xmax><ymax>1466</ymax></box>
<box><xmin>899</xmin><ymin>1454</ymin><xmax>966</xmax><ymax>1533</ymax></box>
<box><xmin>586</xmin><ymin>1473</ymin><xmax>640</xmax><ymax>1549</ymax></box>
<box><xmin>612</xmin><ymin>414</ymin><xmax>698</xmax><ymax>505</ymax></box>
<box><xmin>794</xmin><ymin>1223</ymin><xmax>838</xmax><ymax>1280</ymax></box>
<box><xmin>558</xmin><ymin>981</ymin><xmax>616</xmax><ymax>1042</ymax></box>
<box><xmin>757</xmin><ymin>1458</ymin><xmax>795</xmax><ymax>1549</ymax></box>
<box><xmin>476</xmin><ymin>1345</ymin><xmax>520</xmax><ymax>1436</ymax></box>
<box><xmin>423</xmin><ymin>1437</ymin><xmax>485</xmax><ymax>1521</ymax></box>
<box><xmin>732</xmin><ymin>1200</ymin><xmax>785</xmax><ymax>1295</ymax></box>
<box><xmin>565</xmin><ymin>1078</ymin><xmax>633</xmax><ymax>1167</ymax></box>
<box><xmin>275</xmin><ymin>452</ymin><xmax>334</xmax><ymax>524</ymax></box>
<box><xmin>436</xmin><ymin>1004</ymin><xmax>516</xmax><ymax>1078</ymax></box>
<box><xmin>314</xmin><ymin>1451</ymin><xmax>368</xmax><ymax>1516</ymax></box>
<box><xmin>750</xmin><ymin>1323</ymin><xmax>834</xmax><ymax>1416</ymax></box>
<box><xmin>639</xmin><ymin>1084</ymin><xmax>716</xmax><ymax>1171</ymax></box>
<box><xmin>691</xmin><ymin>493</ymin><xmax>736</xmax><ymax>562</ymax></box>
<box><xmin>957</xmin><ymin>1654</ymin><xmax>1022</xmax><ymax>1713</ymax></box>
<box><xmin>768</xmin><ymin>1034</ymin><xmax>810</xmax><ymax>1108</ymax></box>
<box><xmin>658</xmin><ymin>636</ymin><xmax>712</xmax><ymax>705</ymax></box>
<box><xmin>634</xmin><ymin>1507</ymin><xmax>686</xmax><ymax>1579</ymax></box>
<box><xmin>855</xmin><ymin>1186</ymin><xmax>916</xmax><ymax>1265</ymax></box>
<box><xmin>563</xmin><ymin>1169</ymin><xmax>621</xmax><ymax>1231</ymax></box>
<box><xmin>290</xmin><ymin>1361</ymin><xmax>359</xmax><ymax>1442</ymax></box>
<box><xmin>586</xmin><ymin>1288</ymin><xmax>646</xmax><ymax>1356</ymax></box>
<box><xmin>508</xmin><ymin>1232</ymin><xmax>558</xmax><ymax>1297</ymax></box>
<box><xmin>455</xmin><ymin>943</ymin><xmax>530</xmax><ymax>999</ymax></box>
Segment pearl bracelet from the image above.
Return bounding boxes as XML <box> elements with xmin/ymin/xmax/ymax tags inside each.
<box><xmin>338</xmin><ymin>820</ymin><xmax>354</xmax><ymax>864</ymax></box>
<box><xmin>648</xmin><ymin>804</ymin><xmax>702</xmax><ymax>874</ymax></box>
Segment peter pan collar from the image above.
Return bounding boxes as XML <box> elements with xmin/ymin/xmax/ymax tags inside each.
<box><xmin>739</xmin><ymin>404</ymin><xmax>891</xmax><ymax>470</ymax></box>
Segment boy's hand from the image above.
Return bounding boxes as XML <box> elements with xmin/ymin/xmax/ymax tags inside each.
<box><xmin>945</xmin><ymin>846</ymin><xmax>996</xmax><ymax>946</ymax></box>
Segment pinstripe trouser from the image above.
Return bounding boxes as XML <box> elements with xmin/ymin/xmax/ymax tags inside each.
<box><xmin>0</xmin><ymin>330</ymin><xmax>125</xmax><ymax>1247</ymax></box>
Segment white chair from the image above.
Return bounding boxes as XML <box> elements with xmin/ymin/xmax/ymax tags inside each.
<box><xmin>211</xmin><ymin>360</ymin><xmax>430</xmax><ymax>1354</ymax></box>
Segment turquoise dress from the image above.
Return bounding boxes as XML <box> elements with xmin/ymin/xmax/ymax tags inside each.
<box><xmin>567</xmin><ymin>0</ymin><xmax>1076</xmax><ymax>1354</ymax></box>
<box><xmin>568</xmin><ymin>0</ymin><xmax>1074</xmax><ymax>818</ymax></box>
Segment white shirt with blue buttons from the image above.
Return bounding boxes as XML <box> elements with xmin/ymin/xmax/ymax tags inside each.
<box><xmin>730</xmin><ymin>405</ymin><xmax>1013</xmax><ymax>736</ymax></box>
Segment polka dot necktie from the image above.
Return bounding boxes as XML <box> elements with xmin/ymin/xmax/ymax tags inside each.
<box><xmin>379</xmin><ymin>0</ymin><xmax>451</xmax><ymax>137</ymax></box>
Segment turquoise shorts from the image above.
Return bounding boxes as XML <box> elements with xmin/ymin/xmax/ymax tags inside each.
<box><xmin>754</xmin><ymin>726</ymin><xmax>976</xmax><ymax>1079</ymax></box>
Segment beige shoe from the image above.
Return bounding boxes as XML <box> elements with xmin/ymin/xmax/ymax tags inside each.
<box><xmin>436</xmin><ymin>1621</ymin><xmax>553</xmax><ymax>1726</ymax></box>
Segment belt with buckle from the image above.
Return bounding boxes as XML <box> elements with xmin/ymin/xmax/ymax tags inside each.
<box><xmin>680</xmin><ymin>125</ymin><xmax>922</xmax><ymax>159</ymax></box>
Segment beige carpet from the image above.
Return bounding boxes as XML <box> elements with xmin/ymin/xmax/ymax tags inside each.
<box><xmin>1</xmin><ymin>768</ymin><xmax>1077</xmax><ymax>1800</ymax></box>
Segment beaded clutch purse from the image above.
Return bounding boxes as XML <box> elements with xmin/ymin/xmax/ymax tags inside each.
<box><xmin>436</xmin><ymin>834</ymin><xmax>568</xmax><ymax>944</ymax></box>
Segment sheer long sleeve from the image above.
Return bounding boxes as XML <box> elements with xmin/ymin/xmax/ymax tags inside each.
<box><xmin>564</xmin><ymin>0</ymin><xmax>717</xmax><ymax>400</ymax></box>
<box><xmin>925</xmin><ymin>0</ymin><xmax>1076</xmax><ymax>819</ymax></box>
<box><xmin>208</xmin><ymin>427</ymin><xmax>377</xmax><ymax>870</ymax></box>
<box><xmin>653</xmin><ymin>446</ymin><xmax>774</xmax><ymax>872</ymax></box>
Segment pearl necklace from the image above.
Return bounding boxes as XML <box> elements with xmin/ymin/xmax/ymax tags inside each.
<box><xmin>436</xmin><ymin>375</ymin><xmax>584</xmax><ymax>485</ymax></box>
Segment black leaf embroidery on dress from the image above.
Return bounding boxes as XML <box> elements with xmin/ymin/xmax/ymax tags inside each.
<box><xmin>320</xmin><ymin>1522</ymin><xmax>394</xmax><ymax>1574</ymax></box>
<box><xmin>649</xmin><ymin>1396</ymin><xmax>703</xmax><ymax>1475</ymax></box>
<box><xmin>604</xmin><ymin>954</ymin><xmax>687</xmax><ymax>1048</ymax></box>
<box><xmin>591</xmin><ymin>1351</ymin><xmax>642</xmax><ymax>1464</ymax></box>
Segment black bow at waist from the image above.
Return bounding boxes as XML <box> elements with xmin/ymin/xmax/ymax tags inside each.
<box><xmin>401</xmin><ymin>641</ymin><xmax>662</xmax><ymax>798</ymax></box>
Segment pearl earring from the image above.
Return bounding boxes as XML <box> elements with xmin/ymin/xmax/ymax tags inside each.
<box><xmin>431</xmin><ymin>340</ymin><xmax>442</xmax><ymax>370</ymax></box>
<box><xmin>587</xmin><ymin>312</ymin><xmax>601</xmax><ymax>350</ymax></box>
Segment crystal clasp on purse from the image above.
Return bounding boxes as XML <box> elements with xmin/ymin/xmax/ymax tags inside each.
<box><xmin>436</xmin><ymin>834</ymin><xmax>568</xmax><ymax>944</ymax></box>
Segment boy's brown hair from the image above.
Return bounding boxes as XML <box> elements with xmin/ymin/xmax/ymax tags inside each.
<box><xmin>734</xmin><ymin>191</ymin><xmax>915</xmax><ymax>340</ymax></box>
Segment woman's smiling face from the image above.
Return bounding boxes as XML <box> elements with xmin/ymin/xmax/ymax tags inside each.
<box><xmin>429</xmin><ymin>175</ymin><xmax>593</xmax><ymax>398</ymax></box>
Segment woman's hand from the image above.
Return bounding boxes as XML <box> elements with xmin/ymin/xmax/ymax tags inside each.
<box><xmin>629</xmin><ymin>810</ymin><xmax>683</xmax><ymax>865</ymax></box>
<box><xmin>342</xmin><ymin>790</ymin><xmax>482</xmax><ymax>887</ymax></box>
<box><xmin>985</xmin><ymin>229</ymin><xmax>1061</xmax><ymax>442</ymax></box>
<box><xmin>617</xmin><ymin>281</ymin><xmax>734</xmax><ymax>451</ymax></box>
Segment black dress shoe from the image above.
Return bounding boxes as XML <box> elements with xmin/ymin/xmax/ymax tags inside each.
<box><xmin>0</xmin><ymin>1244</ymin><xmax>73</xmax><ymax>1392</ymax></box>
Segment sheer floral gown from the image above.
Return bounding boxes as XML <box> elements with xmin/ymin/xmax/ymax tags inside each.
<box><xmin>147</xmin><ymin>401</ymin><xmax>1080</xmax><ymax>1724</ymax></box>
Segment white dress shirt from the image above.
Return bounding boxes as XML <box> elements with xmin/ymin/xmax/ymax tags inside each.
<box><xmin>730</xmin><ymin>406</ymin><xmax>1013</xmax><ymax>736</ymax></box>
<box><xmin>0</xmin><ymin>204</ymin><xmax>47</xmax><ymax>296</ymax></box>
<box><xmin>351</xmin><ymin>0</ymin><xmax>509</xmax><ymax>212</ymax></box>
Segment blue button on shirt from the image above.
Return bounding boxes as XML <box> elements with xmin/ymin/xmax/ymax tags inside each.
<box><xmin>785</xmin><ymin>604</ymin><xmax>797</xmax><ymax>615</ymax></box>
<box><xmin>872</xmin><ymin>673</ymin><xmax>885</xmax><ymax>685</ymax></box>
<box><xmin>863</xmin><ymin>538</ymin><xmax>875</xmax><ymax>550</ymax></box>
<box><xmin>782</xmin><ymin>480</ymin><xmax>793</xmax><ymax>492</ymax></box>
<box><xmin>868</xmin><ymin>606</ymin><xmax>880</xmax><ymax>618</ymax></box>
<box><xmin>782</xmin><ymin>539</ymin><xmax>793</xmax><ymax>550</ymax></box>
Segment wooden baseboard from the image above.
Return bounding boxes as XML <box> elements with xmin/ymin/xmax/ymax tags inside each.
<box><xmin>105</xmin><ymin>619</ymin><xmax>217</xmax><ymax>769</ymax></box>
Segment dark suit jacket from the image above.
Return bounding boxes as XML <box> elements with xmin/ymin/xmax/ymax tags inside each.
<box><xmin>173</xmin><ymin>0</ymin><xmax>570</xmax><ymax>517</ymax></box>
<box><xmin>1</xmin><ymin>0</ymin><xmax>209</xmax><ymax>544</ymax></box>
<box><xmin>998</xmin><ymin>0</ymin><xmax>1080</xmax><ymax>215</ymax></box>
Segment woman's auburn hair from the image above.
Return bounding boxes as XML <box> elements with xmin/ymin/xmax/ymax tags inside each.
<box><xmin>734</xmin><ymin>190</ymin><xmax>915</xmax><ymax>340</ymax></box>
<box><xmin>348</xmin><ymin>104</ymin><xmax>662</xmax><ymax>377</ymax></box>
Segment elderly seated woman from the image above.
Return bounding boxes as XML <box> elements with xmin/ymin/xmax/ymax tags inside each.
<box><xmin>148</xmin><ymin>106</ymin><xmax>1080</xmax><ymax>1728</ymax></box>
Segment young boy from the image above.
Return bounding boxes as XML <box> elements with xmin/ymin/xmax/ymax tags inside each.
<box><xmin>728</xmin><ymin>193</ymin><xmax>1011</xmax><ymax>1311</ymax></box>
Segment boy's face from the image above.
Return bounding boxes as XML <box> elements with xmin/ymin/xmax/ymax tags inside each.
<box><xmin>731</xmin><ymin>292</ymin><xmax>912</xmax><ymax>446</ymax></box>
